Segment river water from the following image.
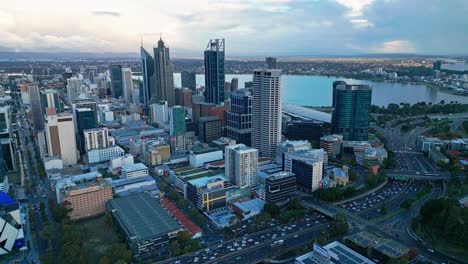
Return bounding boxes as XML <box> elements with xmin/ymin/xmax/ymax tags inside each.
<box><xmin>171</xmin><ymin>73</ymin><xmax>468</xmax><ymax>107</ymax></box>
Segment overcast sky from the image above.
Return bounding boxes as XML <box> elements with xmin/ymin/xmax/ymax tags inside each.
<box><xmin>1</xmin><ymin>0</ymin><xmax>467</xmax><ymax>56</ymax></box>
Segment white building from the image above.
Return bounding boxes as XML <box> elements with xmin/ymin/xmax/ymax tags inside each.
<box><xmin>189</xmin><ymin>148</ymin><xmax>223</xmax><ymax>168</ymax></box>
<box><xmin>66</xmin><ymin>77</ymin><xmax>83</xmax><ymax>103</ymax></box>
<box><xmin>122</xmin><ymin>67</ymin><xmax>133</xmax><ymax>103</ymax></box>
<box><xmin>252</xmin><ymin>69</ymin><xmax>282</xmax><ymax>158</ymax></box>
<box><xmin>83</xmin><ymin>127</ymin><xmax>114</xmax><ymax>151</ymax></box>
<box><xmin>285</xmin><ymin>149</ymin><xmax>327</xmax><ymax>192</ymax></box>
<box><xmin>150</xmin><ymin>101</ymin><xmax>169</xmax><ymax>124</ymax></box>
<box><xmin>44</xmin><ymin>112</ymin><xmax>78</xmax><ymax>166</ymax></box>
<box><xmin>110</xmin><ymin>154</ymin><xmax>134</xmax><ymax>170</ymax></box>
<box><xmin>276</xmin><ymin>140</ymin><xmax>311</xmax><ymax>165</ymax></box>
<box><xmin>121</xmin><ymin>163</ymin><xmax>149</xmax><ymax>179</ymax></box>
<box><xmin>225</xmin><ymin>144</ymin><xmax>259</xmax><ymax>188</ymax></box>
<box><xmin>87</xmin><ymin>145</ymin><xmax>125</xmax><ymax>164</ymax></box>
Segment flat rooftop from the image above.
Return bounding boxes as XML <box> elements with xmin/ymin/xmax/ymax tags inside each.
<box><xmin>107</xmin><ymin>193</ymin><xmax>182</xmax><ymax>241</ymax></box>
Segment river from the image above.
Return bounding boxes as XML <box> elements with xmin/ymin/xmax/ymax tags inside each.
<box><xmin>171</xmin><ymin>73</ymin><xmax>468</xmax><ymax>107</ymax></box>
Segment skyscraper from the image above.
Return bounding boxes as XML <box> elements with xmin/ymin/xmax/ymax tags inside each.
<box><xmin>199</xmin><ymin>116</ymin><xmax>222</xmax><ymax>143</ymax></box>
<box><xmin>154</xmin><ymin>37</ymin><xmax>175</xmax><ymax>106</ymax></box>
<box><xmin>110</xmin><ymin>65</ymin><xmax>124</xmax><ymax>99</ymax></box>
<box><xmin>230</xmin><ymin>78</ymin><xmax>238</xmax><ymax>92</ymax></box>
<box><xmin>122</xmin><ymin>67</ymin><xmax>133</xmax><ymax>103</ymax></box>
<box><xmin>66</xmin><ymin>77</ymin><xmax>83</xmax><ymax>103</ymax></box>
<box><xmin>75</xmin><ymin>107</ymin><xmax>97</xmax><ymax>153</ymax></box>
<box><xmin>225</xmin><ymin>144</ymin><xmax>258</xmax><ymax>188</ymax></box>
<box><xmin>226</xmin><ymin>89</ymin><xmax>252</xmax><ymax>146</ymax></box>
<box><xmin>181</xmin><ymin>71</ymin><xmax>197</xmax><ymax>93</ymax></box>
<box><xmin>169</xmin><ymin>106</ymin><xmax>186</xmax><ymax>136</ymax></box>
<box><xmin>140</xmin><ymin>46</ymin><xmax>155</xmax><ymax>106</ymax></box>
<box><xmin>40</xmin><ymin>89</ymin><xmax>62</xmax><ymax>114</ymax></box>
<box><xmin>44</xmin><ymin>111</ymin><xmax>78</xmax><ymax>166</ymax></box>
<box><xmin>266</xmin><ymin>57</ymin><xmax>277</xmax><ymax>69</ymax></box>
<box><xmin>252</xmin><ymin>69</ymin><xmax>282</xmax><ymax>158</ymax></box>
<box><xmin>150</xmin><ymin>101</ymin><xmax>169</xmax><ymax>124</ymax></box>
<box><xmin>29</xmin><ymin>84</ymin><xmax>44</xmax><ymax>132</ymax></box>
<box><xmin>331</xmin><ymin>81</ymin><xmax>372</xmax><ymax>141</ymax></box>
<box><xmin>204</xmin><ymin>39</ymin><xmax>225</xmax><ymax>104</ymax></box>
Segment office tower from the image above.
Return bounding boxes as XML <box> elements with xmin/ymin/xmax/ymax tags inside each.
<box><xmin>141</xmin><ymin>46</ymin><xmax>155</xmax><ymax>106</ymax></box>
<box><xmin>176</xmin><ymin>88</ymin><xmax>193</xmax><ymax>107</ymax></box>
<box><xmin>40</xmin><ymin>89</ymin><xmax>62</xmax><ymax>114</ymax></box>
<box><xmin>230</xmin><ymin>78</ymin><xmax>238</xmax><ymax>92</ymax></box>
<box><xmin>0</xmin><ymin>106</ymin><xmax>11</xmax><ymax>131</ymax></box>
<box><xmin>122</xmin><ymin>68</ymin><xmax>133</xmax><ymax>103</ymax></box>
<box><xmin>83</xmin><ymin>127</ymin><xmax>113</xmax><ymax>151</ymax></box>
<box><xmin>169</xmin><ymin>106</ymin><xmax>186</xmax><ymax>136</ymax></box>
<box><xmin>110</xmin><ymin>65</ymin><xmax>124</xmax><ymax>99</ymax></box>
<box><xmin>331</xmin><ymin>81</ymin><xmax>372</xmax><ymax>141</ymax></box>
<box><xmin>154</xmin><ymin>37</ymin><xmax>175</xmax><ymax>106</ymax></box>
<box><xmin>286</xmin><ymin>120</ymin><xmax>323</xmax><ymax>141</ymax></box>
<box><xmin>204</xmin><ymin>39</ymin><xmax>225</xmax><ymax>104</ymax></box>
<box><xmin>252</xmin><ymin>69</ymin><xmax>282</xmax><ymax>158</ymax></box>
<box><xmin>29</xmin><ymin>84</ymin><xmax>44</xmax><ymax>132</ymax></box>
<box><xmin>67</xmin><ymin>77</ymin><xmax>83</xmax><ymax>103</ymax></box>
<box><xmin>75</xmin><ymin>107</ymin><xmax>97</xmax><ymax>153</ymax></box>
<box><xmin>320</xmin><ymin>134</ymin><xmax>343</xmax><ymax>157</ymax></box>
<box><xmin>276</xmin><ymin>140</ymin><xmax>311</xmax><ymax>166</ymax></box>
<box><xmin>150</xmin><ymin>101</ymin><xmax>169</xmax><ymax>124</ymax></box>
<box><xmin>181</xmin><ymin>71</ymin><xmax>197</xmax><ymax>93</ymax></box>
<box><xmin>199</xmin><ymin>116</ymin><xmax>222</xmax><ymax>143</ymax></box>
<box><xmin>44</xmin><ymin>111</ymin><xmax>78</xmax><ymax>166</ymax></box>
<box><xmin>266</xmin><ymin>57</ymin><xmax>277</xmax><ymax>69</ymax></box>
<box><xmin>226</xmin><ymin>89</ymin><xmax>252</xmax><ymax>146</ymax></box>
<box><xmin>285</xmin><ymin>149</ymin><xmax>327</xmax><ymax>192</ymax></box>
<box><xmin>225</xmin><ymin>144</ymin><xmax>258</xmax><ymax>188</ymax></box>
<box><xmin>0</xmin><ymin>130</ymin><xmax>15</xmax><ymax>172</ymax></box>
<box><xmin>433</xmin><ymin>60</ymin><xmax>442</xmax><ymax>71</ymax></box>
<box><xmin>434</xmin><ymin>70</ymin><xmax>441</xmax><ymax>79</ymax></box>
<box><xmin>245</xmin><ymin>81</ymin><xmax>253</xmax><ymax>88</ymax></box>
<box><xmin>264</xmin><ymin>172</ymin><xmax>296</xmax><ymax>203</ymax></box>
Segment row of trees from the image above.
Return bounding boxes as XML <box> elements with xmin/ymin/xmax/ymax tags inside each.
<box><xmin>415</xmin><ymin>198</ymin><xmax>468</xmax><ymax>248</ymax></box>
<box><xmin>264</xmin><ymin>197</ymin><xmax>306</xmax><ymax>224</ymax></box>
<box><xmin>371</xmin><ymin>102</ymin><xmax>468</xmax><ymax>116</ymax></box>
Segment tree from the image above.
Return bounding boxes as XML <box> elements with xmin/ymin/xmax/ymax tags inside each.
<box><xmin>264</xmin><ymin>203</ymin><xmax>281</xmax><ymax>218</ymax></box>
<box><xmin>400</xmin><ymin>199</ymin><xmax>413</xmax><ymax>210</ymax></box>
<box><xmin>380</xmin><ymin>202</ymin><xmax>387</xmax><ymax>216</ymax></box>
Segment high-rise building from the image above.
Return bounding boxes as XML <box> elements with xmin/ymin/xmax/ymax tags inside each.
<box><xmin>0</xmin><ymin>106</ymin><xmax>11</xmax><ymax>131</ymax></box>
<box><xmin>122</xmin><ymin>67</ymin><xmax>133</xmax><ymax>103</ymax></box>
<box><xmin>154</xmin><ymin>37</ymin><xmax>175</xmax><ymax>106</ymax></box>
<box><xmin>110</xmin><ymin>65</ymin><xmax>124</xmax><ymax>99</ymax></box>
<box><xmin>29</xmin><ymin>84</ymin><xmax>44</xmax><ymax>132</ymax></box>
<box><xmin>0</xmin><ymin>129</ymin><xmax>15</xmax><ymax>172</ymax></box>
<box><xmin>225</xmin><ymin>144</ymin><xmax>258</xmax><ymax>188</ymax></box>
<box><xmin>230</xmin><ymin>78</ymin><xmax>238</xmax><ymax>92</ymax></box>
<box><xmin>140</xmin><ymin>46</ymin><xmax>155</xmax><ymax>106</ymax></box>
<box><xmin>67</xmin><ymin>77</ymin><xmax>83</xmax><ymax>103</ymax></box>
<box><xmin>252</xmin><ymin>69</ymin><xmax>282</xmax><ymax>158</ymax></box>
<box><xmin>285</xmin><ymin>149</ymin><xmax>327</xmax><ymax>192</ymax></box>
<box><xmin>44</xmin><ymin>111</ymin><xmax>78</xmax><ymax>166</ymax></box>
<box><xmin>75</xmin><ymin>107</ymin><xmax>97</xmax><ymax>153</ymax></box>
<box><xmin>204</xmin><ymin>39</ymin><xmax>225</xmax><ymax>104</ymax></box>
<box><xmin>169</xmin><ymin>106</ymin><xmax>186</xmax><ymax>136</ymax></box>
<box><xmin>176</xmin><ymin>88</ymin><xmax>193</xmax><ymax>107</ymax></box>
<box><xmin>150</xmin><ymin>101</ymin><xmax>169</xmax><ymax>124</ymax></box>
<box><xmin>181</xmin><ymin>71</ymin><xmax>197</xmax><ymax>93</ymax></box>
<box><xmin>83</xmin><ymin>127</ymin><xmax>113</xmax><ymax>151</ymax></box>
<box><xmin>331</xmin><ymin>81</ymin><xmax>372</xmax><ymax>141</ymax></box>
<box><xmin>226</xmin><ymin>89</ymin><xmax>252</xmax><ymax>146</ymax></box>
<box><xmin>264</xmin><ymin>172</ymin><xmax>296</xmax><ymax>204</ymax></box>
<box><xmin>433</xmin><ymin>60</ymin><xmax>442</xmax><ymax>71</ymax></box>
<box><xmin>199</xmin><ymin>116</ymin><xmax>222</xmax><ymax>143</ymax></box>
<box><xmin>245</xmin><ymin>81</ymin><xmax>253</xmax><ymax>88</ymax></box>
<box><xmin>276</xmin><ymin>140</ymin><xmax>311</xmax><ymax>166</ymax></box>
<box><xmin>40</xmin><ymin>89</ymin><xmax>62</xmax><ymax>114</ymax></box>
<box><xmin>266</xmin><ymin>57</ymin><xmax>277</xmax><ymax>69</ymax></box>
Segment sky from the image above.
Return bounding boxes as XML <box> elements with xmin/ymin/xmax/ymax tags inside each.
<box><xmin>1</xmin><ymin>0</ymin><xmax>467</xmax><ymax>57</ymax></box>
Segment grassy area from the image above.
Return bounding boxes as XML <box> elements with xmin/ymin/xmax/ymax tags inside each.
<box><xmin>76</xmin><ymin>215</ymin><xmax>125</xmax><ymax>263</ymax></box>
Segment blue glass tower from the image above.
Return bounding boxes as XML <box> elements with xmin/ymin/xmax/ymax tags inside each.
<box><xmin>204</xmin><ymin>39</ymin><xmax>225</xmax><ymax>105</ymax></box>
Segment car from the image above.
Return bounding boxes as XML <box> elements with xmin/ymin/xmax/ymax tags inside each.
<box><xmin>427</xmin><ymin>248</ymin><xmax>434</xmax><ymax>253</ymax></box>
<box><xmin>294</xmin><ymin>234</ymin><xmax>298</xmax><ymax>238</ymax></box>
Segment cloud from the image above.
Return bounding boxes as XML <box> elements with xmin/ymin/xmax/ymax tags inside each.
<box><xmin>335</xmin><ymin>0</ymin><xmax>375</xmax><ymax>17</ymax></box>
<box><xmin>373</xmin><ymin>40</ymin><xmax>416</xmax><ymax>53</ymax></box>
<box><xmin>91</xmin><ymin>11</ymin><xmax>121</xmax><ymax>17</ymax></box>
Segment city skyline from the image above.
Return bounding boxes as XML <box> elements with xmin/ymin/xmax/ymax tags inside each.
<box><xmin>1</xmin><ymin>0</ymin><xmax>468</xmax><ymax>56</ymax></box>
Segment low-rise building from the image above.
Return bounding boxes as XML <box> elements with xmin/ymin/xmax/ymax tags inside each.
<box><xmin>186</xmin><ymin>176</ymin><xmax>231</xmax><ymax>211</ymax></box>
<box><xmin>109</xmin><ymin>154</ymin><xmax>134</xmax><ymax>171</ymax></box>
<box><xmin>295</xmin><ymin>242</ymin><xmax>374</xmax><ymax>264</ymax></box>
<box><xmin>121</xmin><ymin>163</ymin><xmax>149</xmax><ymax>179</ymax></box>
<box><xmin>189</xmin><ymin>148</ymin><xmax>223</xmax><ymax>168</ymax></box>
<box><xmin>232</xmin><ymin>198</ymin><xmax>265</xmax><ymax>220</ymax></box>
<box><xmin>320</xmin><ymin>134</ymin><xmax>343</xmax><ymax>157</ymax></box>
<box><xmin>87</xmin><ymin>145</ymin><xmax>125</xmax><ymax>164</ymax></box>
<box><xmin>342</xmin><ymin>141</ymin><xmax>372</xmax><ymax>155</ymax></box>
<box><xmin>264</xmin><ymin>171</ymin><xmax>296</xmax><ymax>204</ymax></box>
<box><xmin>107</xmin><ymin>193</ymin><xmax>183</xmax><ymax>256</ymax></box>
<box><xmin>105</xmin><ymin>176</ymin><xmax>159</xmax><ymax>197</ymax></box>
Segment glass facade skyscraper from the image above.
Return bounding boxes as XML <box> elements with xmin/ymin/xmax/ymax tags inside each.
<box><xmin>204</xmin><ymin>39</ymin><xmax>225</xmax><ymax>105</ymax></box>
<box><xmin>169</xmin><ymin>106</ymin><xmax>186</xmax><ymax>136</ymax></box>
<box><xmin>226</xmin><ymin>89</ymin><xmax>252</xmax><ymax>146</ymax></box>
<box><xmin>110</xmin><ymin>65</ymin><xmax>124</xmax><ymax>99</ymax></box>
<box><xmin>140</xmin><ymin>46</ymin><xmax>155</xmax><ymax>106</ymax></box>
<box><xmin>181</xmin><ymin>71</ymin><xmax>196</xmax><ymax>93</ymax></box>
<box><xmin>331</xmin><ymin>81</ymin><xmax>372</xmax><ymax>141</ymax></box>
<box><xmin>154</xmin><ymin>38</ymin><xmax>175</xmax><ymax>106</ymax></box>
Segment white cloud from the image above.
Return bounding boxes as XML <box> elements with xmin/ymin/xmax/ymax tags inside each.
<box><xmin>373</xmin><ymin>40</ymin><xmax>416</xmax><ymax>53</ymax></box>
<box><xmin>335</xmin><ymin>0</ymin><xmax>375</xmax><ymax>17</ymax></box>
